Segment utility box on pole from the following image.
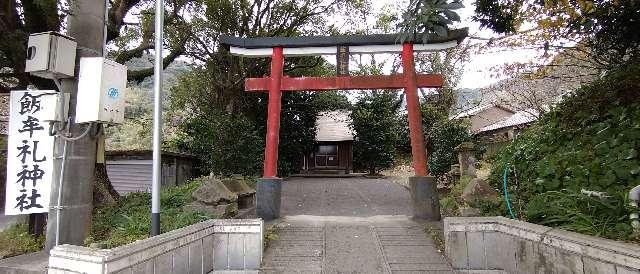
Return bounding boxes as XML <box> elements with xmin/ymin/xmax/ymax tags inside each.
<box><xmin>25</xmin><ymin>32</ymin><xmax>77</xmax><ymax>79</ymax></box>
<box><xmin>75</xmin><ymin>57</ymin><xmax>126</xmax><ymax>124</ymax></box>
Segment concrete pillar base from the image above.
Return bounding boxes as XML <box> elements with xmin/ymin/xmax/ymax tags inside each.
<box><xmin>256</xmin><ymin>178</ymin><xmax>282</xmax><ymax>221</ymax></box>
<box><xmin>410</xmin><ymin>176</ymin><xmax>441</xmax><ymax>221</ymax></box>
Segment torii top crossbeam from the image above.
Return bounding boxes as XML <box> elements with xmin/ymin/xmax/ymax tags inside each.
<box><xmin>221</xmin><ymin>29</ymin><xmax>467</xmax><ymax>57</ymax></box>
<box><xmin>220</xmin><ymin>29</ymin><xmax>468</xmax><ymax>180</ymax></box>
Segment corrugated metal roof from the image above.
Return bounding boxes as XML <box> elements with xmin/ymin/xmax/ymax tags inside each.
<box><xmin>105</xmin><ymin>150</ymin><xmax>197</xmax><ymax>159</ymax></box>
<box><xmin>450</xmin><ymin>103</ymin><xmax>514</xmax><ymax>119</ymax></box>
<box><xmin>476</xmin><ymin>109</ymin><xmax>539</xmax><ymax>133</ymax></box>
<box><xmin>450</xmin><ymin>104</ymin><xmax>492</xmax><ymax>119</ymax></box>
<box><xmin>106</xmin><ymin>160</ymin><xmax>152</xmax><ymax>194</ymax></box>
<box><xmin>316</xmin><ymin>110</ymin><xmax>353</xmax><ymax>142</ymax></box>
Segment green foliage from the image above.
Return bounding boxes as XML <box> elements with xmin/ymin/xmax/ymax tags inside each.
<box><xmin>473</xmin><ymin>0</ymin><xmax>640</xmax><ymax>68</ymax></box>
<box><xmin>257</xmin><ymin>92</ymin><xmax>318</xmax><ymax>176</ymax></box>
<box><xmin>526</xmin><ymin>191</ymin><xmax>633</xmax><ymax>241</ymax></box>
<box><xmin>488</xmin><ymin>64</ymin><xmax>640</xmax><ymax>241</ymax></box>
<box><xmin>263</xmin><ymin>226</ymin><xmax>279</xmax><ymax>249</ymax></box>
<box><xmin>399</xmin><ymin>104</ymin><xmax>472</xmax><ymax>176</ymax></box>
<box><xmin>89</xmin><ymin>178</ymin><xmax>213</xmax><ymax>248</ymax></box>
<box><xmin>170</xmin><ymin>112</ymin><xmax>264</xmax><ymax>176</ymax></box>
<box><xmin>428</xmin><ymin>116</ymin><xmax>471</xmax><ymax>176</ymax></box>
<box><xmin>168</xmin><ymin>53</ymin><xmax>328</xmax><ymax>177</ymax></box>
<box><xmin>312</xmin><ymin>91</ymin><xmax>352</xmax><ymax>111</ymax></box>
<box><xmin>170</xmin><ymin>91</ymin><xmax>318</xmax><ymax>177</ymax></box>
<box><xmin>351</xmin><ymin>92</ymin><xmax>402</xmax><ymax>175</ymax></box>
<box><xmin>0</xmin><ymin>223</ymin><xmax>45</xmax><ymax>259</ymax></box>
<box><xmin>472</xmin><ymin>0</ymin><xmax>521</xmax><ymax>33</ymax></box>
<box><xmin>439</xmin><ymin>175</ymin><xmax>473</xmax><ymax>216</ymax></box>
<box><xmin>399</xmin><ymin>0</ymin><xmax>464</xmax><ymax>41</ymax></box>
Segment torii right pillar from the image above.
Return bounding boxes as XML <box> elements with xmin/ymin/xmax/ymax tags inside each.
<box><xmin>401</xmin><ymin>43</ymin><xmax>441</xmax><ymax>221</ymax></box>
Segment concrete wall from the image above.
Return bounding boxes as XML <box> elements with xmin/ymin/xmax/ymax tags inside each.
<box><xmin>48</xmin><ymin>219</ymin><xmax>262</xmax><ymax>274</ymax></box>
<box><xmin>445</xmin><ymin>217</ymin><xmax>640</xmax><ymax>274</ymax></box>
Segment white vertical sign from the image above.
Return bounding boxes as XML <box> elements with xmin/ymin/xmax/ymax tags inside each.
<box><xmin>5</xmin><ymin>90</ymin><xmax>56</xmax><ymax>215</ymax></box>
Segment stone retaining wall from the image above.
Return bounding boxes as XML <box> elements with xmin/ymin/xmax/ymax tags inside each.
<box><xmin>48</xmin><ymin>219</ymin><xmax>262</xmax><ymax>274</ymax></box>
<box><xmin>445</xmin><ymin>217</ymin><xmax>640</xmax><ymax>274</ymax></box>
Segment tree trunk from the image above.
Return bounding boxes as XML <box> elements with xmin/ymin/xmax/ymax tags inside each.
<box><xmin>93</xmin><ymin>163</ymin><xmax>119</xmax><ymax>206</ymax></box>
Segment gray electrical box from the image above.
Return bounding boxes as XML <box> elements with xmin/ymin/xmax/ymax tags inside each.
<box><xmin>25</xmin><ymin>32</ymin><xmax>77</xmax><ymax>79</ymax></box>
<box><xmin>75</xmin><ymin>57</ymin><xmax>127</xmax><ymax>124</ymax></box>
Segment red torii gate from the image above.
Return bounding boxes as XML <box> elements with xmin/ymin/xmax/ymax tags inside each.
<box><xmin>221</xmin><ymin>29</ymin><xmax>468</xmax><ymax>221</ymax></box>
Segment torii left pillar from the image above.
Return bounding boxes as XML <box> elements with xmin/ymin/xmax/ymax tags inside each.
<box><xmin>256</xmin><ymin>47</ymin><xmax>284</xmax><ymax>220</ymax></box>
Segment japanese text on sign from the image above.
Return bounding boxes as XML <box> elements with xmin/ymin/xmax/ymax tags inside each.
<box><xmin>5</xmin><ymin>91</ymin><xmax>56</xmax><ymax>215</ymax></box>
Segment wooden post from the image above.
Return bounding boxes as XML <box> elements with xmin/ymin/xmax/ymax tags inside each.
<box><xmin>263</xmin><ymin>47</ymin><xmax>284</xmax><ymax>178</ymax></box>
<box><xmin>401</xmin><ymin>43</ymin><xmax>429</xmax><ymax>176</ymax></box>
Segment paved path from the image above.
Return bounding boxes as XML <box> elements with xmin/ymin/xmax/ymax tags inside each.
<box><xmin>261</xmin><ymin>177</ymin><xmax>453</xmax><ymax>274</ymax></box>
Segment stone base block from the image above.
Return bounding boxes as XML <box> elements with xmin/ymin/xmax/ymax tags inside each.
<box><xmin>256</xmin><ymin>178</ymin><xmax>282</xmax><ymax>221</ymax></box>
<box><xmin>410</xmin><ymin>176</ymin><xmax>441</xmax><ymax>221</ymax></box>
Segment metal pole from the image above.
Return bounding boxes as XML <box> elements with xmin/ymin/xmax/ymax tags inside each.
<box><xmin>151</xmin><ymin>0</ymin><xmax>164</xmax><ymax>236</ymax></box>
<box><xmin>54</xmin><ymin>139</ymin><xmax>68</xmax><ymax>246</ymax></box>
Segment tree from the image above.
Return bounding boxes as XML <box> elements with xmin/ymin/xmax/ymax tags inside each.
<box><xmin>465</xmin><ymin>1</ymin><xmax>640</xmax><ymax>113</ymax></box>
<box><xmin>398</xmin><ymin>0</ymin><xmax>464</xmax><ymax>41</ymax></box>
<box><xmin>472</xmin><ymin>0</ymin><xmax>639</xmax><ymax>74</ymax></box>
<box><xmin>167</xmin><ymin>0</ymin><xmax>364</xmax><ymax>176</ymax></box>
<box><xmin>398</xmin><ymin>102</ymin><xmax>471</xmax><ymax>176</ymax></box>
<box><xmin>312</xmin><ymin>91</ymin><xmax>352</xmax><ymax>112</ymax></box>
<box><xmin>427</xmin><ymin>114</ymin><xmax>471</xmax><ymax>176</ymax></box>
<box><xmin>0</xmin><ymin>0</ymin><xmax>195</xmax><ymax>91</ymax></box>
<box><xmin>415</xmin><ymin>44</ymin><xmax>470</xmax><ymax>112</ymax></box>
<box><xmin>351</xmin><ymin>91</ymin><xmax>402</xmax><ymax>175</ymax></box>
<box><xmin>480</xmin><ymin>54</ymin><xmax>598</xmax><ymax>115</ymax></box>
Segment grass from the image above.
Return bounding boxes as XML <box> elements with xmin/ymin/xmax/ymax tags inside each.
<box><xmin>425</xmin><ymin>224</ymin><xmax>445</xmax><ymax>254</ymax></box>
<box><xmin>263</xmin><ymin>225</ymin><xmax>279</xmax><ymax>249</ymax></box>
<box><xmin>0</xmin><ymin>223</ymin><xmax>44</xmax><ymax>259</ymax></box>
<box><xmin>87</xmin><ymin>177</ymin><xmax>217</xmax><ymax>248</ymax></box>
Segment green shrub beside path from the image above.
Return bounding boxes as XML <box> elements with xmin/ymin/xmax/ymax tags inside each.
<box><xmin>488</xmin><ymin>64</ymin><xmax>640</xmax><ymax>242</ymax></box>
<box><xmin>88</xmin><ymin>177</ymin><xmax>215</xmax><ymax>248</ymax></box>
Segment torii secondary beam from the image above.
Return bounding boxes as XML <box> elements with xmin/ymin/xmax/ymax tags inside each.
<box><xmin>245</xmin><ymin>74</ymin><xmax>444</xmax><ymax>91</ymax></box>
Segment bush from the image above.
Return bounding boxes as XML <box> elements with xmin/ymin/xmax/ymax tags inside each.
<box><xmin>171</xmin><ymin>92</ymin><xmax>318</xmax><ymax>177</ymax></box>
<box><xmin>170</xmin><ymin>112</ymin><xmax>264</xmax><ymax>176</ymax></box>
<box><xmin>351</xmin><ymin>92</ymin><xmax>402</xmax><ymax>175</ymax></box>
<box><xmin>439</xmin><ymin>175</ymin><xmax>473</xmax><ymax>216</ymax></box>
<box><xmin>267</xmin><ymin>92</ymin><xmax>317</xmax><ymax>176</ymax></box>
<box><xmin>428</xmin><ymin>119</ymin><xmax>472</xmax><ymax>176</ymax></box>
<box><xmin>526</xmin><ymin>190</ymin><xmax>633</xmax><ymax>241</ymax></box>
<box><xmin>0</xmin><ymin>223</ymin><xmax>44</xmax><ymax>259</ymax></box>
<box><xmin>398</xmin><ymin>104</ymin><xmax>472</xmax><ymax>176</ymax></box>
<box><xmin>488</xmin><ymin>64</ymin><xmax>640</xmax><ymax>241</ymax></box>
<box><xmin>89</xmin><ymin>178</ymin><xmax>214</xmax><ymax>248</ymax></box>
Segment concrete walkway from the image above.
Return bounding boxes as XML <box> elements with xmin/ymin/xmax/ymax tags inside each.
<box><xmin>261</xmin><ymin>177</ymin><xmax>453</xmax><ymax>273</ymax></box>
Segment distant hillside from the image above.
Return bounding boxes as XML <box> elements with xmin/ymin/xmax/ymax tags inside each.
<box><xmin>126</xmin><ymin>55</ymin><xmax>192</xmax><ymax>92</ymax></box>
<box><xmin>104</xmin><ymin>56</ymin><xmax>192</xmax><ymax>151</ymax></box>
<box><xmin>455</xmin><ymin>88</ymin><xmax>483</xmax><ymax>111</ymax></box>
<box><xmin>477</xmin><ymin>52</ymin><xmax>599</xmax><ymax>112</ymax></box>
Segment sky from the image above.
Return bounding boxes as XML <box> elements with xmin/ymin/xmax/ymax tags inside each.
<box><xmin>324</xmin><ymin>0</ymin><xmax>542</xmax><ymax>89</ymax></box>
<box><xmin>139</xmin><ymin>0</ymin><xmax>542</xmax><ymax>90</ymax></box>
<box><xmin>448</xmin><ymin>0</ymin><xmax>540</xmax><ymax>89</ymax></box>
